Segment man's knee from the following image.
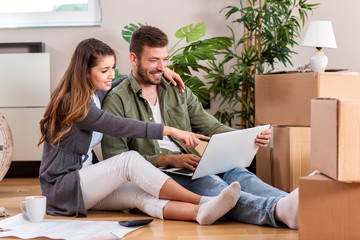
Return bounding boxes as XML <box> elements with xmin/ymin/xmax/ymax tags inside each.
<box><xmin>195</xmin><ymin>175</ymin><xmax>229</xmax><ymax>196</ymax></box>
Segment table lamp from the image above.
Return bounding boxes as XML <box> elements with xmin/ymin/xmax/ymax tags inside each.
<box><xmin>301</xmin><ymin>20</ymin><xmax>337</xmax><ymax>72</ymax></box>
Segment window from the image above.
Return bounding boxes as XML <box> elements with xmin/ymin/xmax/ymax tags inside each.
<box><xmin>0</xmin><ymin>0</ymin><xmax>101</xmax><ymax>28</ymax></box>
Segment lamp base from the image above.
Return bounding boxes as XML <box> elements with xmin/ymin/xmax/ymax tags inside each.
<box><xmin>310</xmin><ymin>49</ymin><xmax>328</xmax><ymax>72</ymax></box>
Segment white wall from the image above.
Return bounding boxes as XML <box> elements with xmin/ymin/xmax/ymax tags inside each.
<box><xmin>0</xmin><ymin>0</ymin><xmax>357</xmax><ymax>97</ymax></box>
<box><xmin>285</xmin><ymin>0</ymin><xmax>358</xmax><ymax>72</ymax></box>
<box><xmin>0</xmin><ymin>0</ymin><xmax>238</xmax><ymax>91</ymax></box>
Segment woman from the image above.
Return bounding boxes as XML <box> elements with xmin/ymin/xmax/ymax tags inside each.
<box><xmin>38</xmin><ymin>38</ymin><xmax>240</xmax><ymax>225</ymax></box>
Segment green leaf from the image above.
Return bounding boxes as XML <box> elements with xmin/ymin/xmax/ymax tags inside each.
<box><xmin>113</xmin><ymin>69</ymin><xmax>125</xmax><ymax>80</ymax></box>
<box><xmin>175</xmin><ymin>22</ymin><xmax>206</xmax><ymax>43</ymax></box>
<box><xmin>121</xmin><ymin>23</ymin><xmax>143</xmax><ymax>43</ymax></box>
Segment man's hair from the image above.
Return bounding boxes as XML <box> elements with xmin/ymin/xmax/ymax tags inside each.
<box><xmin>129</xmin><ymin>25</ymin><xmax>169</xmax><ymax>58</ymax></box>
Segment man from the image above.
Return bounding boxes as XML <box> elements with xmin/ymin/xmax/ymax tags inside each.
<box><xmin>102</xmin><ymin>26</ymin><xmax>299</xmax><ymax>229</ymax></box>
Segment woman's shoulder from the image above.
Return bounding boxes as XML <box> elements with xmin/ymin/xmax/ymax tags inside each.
<box><xmin>111</xmin><ymin>76</ymin><xmax>127</xmax><ymax>88</ymax></box>
<box><xmin>96</xmin><ymin>77</ymin><xmax>128</xmax><ymax>103</ymax></box>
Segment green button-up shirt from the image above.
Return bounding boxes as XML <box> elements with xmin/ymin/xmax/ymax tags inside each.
<box><xmin>101</xmin><ymin>73</ymin><xmax>234</xmax><ymax>166</ymax></box>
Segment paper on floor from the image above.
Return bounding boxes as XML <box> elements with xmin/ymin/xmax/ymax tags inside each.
<box><xmin>0</xmin><ymin>214</ymin><xmax>141</xmax><ymax>239</ymax></box>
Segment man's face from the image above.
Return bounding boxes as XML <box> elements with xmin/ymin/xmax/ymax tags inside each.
<box><xmin>133</xmin><ymin>45</ymin><xmax>168</xmax><ymax>85</ymax></box>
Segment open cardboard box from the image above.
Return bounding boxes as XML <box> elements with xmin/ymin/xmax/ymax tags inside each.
<box><xmin>255</xmin><ymin>72</ymin><xmax>360</xmax><ymax>126</ymax></box>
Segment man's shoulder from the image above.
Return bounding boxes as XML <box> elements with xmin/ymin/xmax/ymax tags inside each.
<box><xmin>107</xmin><ymin>77</ymin><xmax>132</xmax><ymax>97</ymax></box>
<box><xmin>162</xmin><ymin>78</ymin><xmax>193</xmax><ymax>96</ymax></box>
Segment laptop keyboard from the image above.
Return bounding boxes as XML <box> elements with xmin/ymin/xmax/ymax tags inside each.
<box><xmin>173</xmin><ymin>168</ymin><xmax>194</xmax><ymax>174</ymax></box>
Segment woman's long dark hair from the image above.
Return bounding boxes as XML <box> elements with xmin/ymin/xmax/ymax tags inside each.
<box><xmin>38</xmin><ymin>38</ymin><xmax>116</xmax><ymax>146</ymax></box>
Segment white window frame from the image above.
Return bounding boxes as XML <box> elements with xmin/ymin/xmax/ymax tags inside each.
<box><xmin>0</xmin><ymin>0</ymin><xmax>101</xmax><ymax>28</ymax></box>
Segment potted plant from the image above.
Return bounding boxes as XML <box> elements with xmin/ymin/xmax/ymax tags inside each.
<box><xmin>120</xmin><ymin>22</ymin><xmax>232</xmax><ymax>106</ymax></box>
<box><xmin>118</xmin><ymin>0</ymin><xmax>318</xmax><ymax>128</ymax></box>
<box><xmin>206</xmin><ymin>0</ymin><xmax>319</xmax><ymax>128</ymax></box>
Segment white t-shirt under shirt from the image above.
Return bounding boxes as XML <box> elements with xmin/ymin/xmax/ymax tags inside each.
<box><xmin>82</xmin><ymin>93</ymin><xmax>103</xmax><ymax>168</ymax></box>
<box><xmin>148</xmin><ymin>97</ymin><xmax>182</xmax><ymax>152</ymax></box>
<box><xmin>82</xmin><ymin>95</ymin><xmax>180</xmax><ymax>169</ymax></box>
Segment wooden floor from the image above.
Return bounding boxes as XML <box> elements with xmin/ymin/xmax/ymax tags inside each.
<box><xmin>0</xmin><ymin>178</ymin><xmax>298</xmax><ymax>240</ymax></box>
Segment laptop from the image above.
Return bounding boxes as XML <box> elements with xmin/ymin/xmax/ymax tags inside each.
<box><xmin>160</xmin><ymin>124</ymin><xmax>270</xmax><ymax>179</ymax></box>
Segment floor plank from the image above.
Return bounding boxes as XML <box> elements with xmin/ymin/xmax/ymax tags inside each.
<box><xmin>0</xmin><ymin>178</ymin><xmax>298</xmax><ymax>239</ymax></box>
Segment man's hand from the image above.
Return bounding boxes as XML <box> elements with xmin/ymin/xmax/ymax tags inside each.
<box><xmin>255</xmin><ymin>128</ymin><xmax>272</xmax><ymax>147</ymax></box>
<box><xmin>163</xmin><ymin>68</ymin><xmax>185</xmax><ymax>93</ymax></box>
<box><xmin>157</xmin><ymin>154</ymin><xmax>200</xmax><ymax>171</ymax></box>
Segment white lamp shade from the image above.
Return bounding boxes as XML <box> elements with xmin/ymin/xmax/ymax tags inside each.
<box><xmin>301</xmin><ymin>21</ymin><xmax>337</xmax><ymax>48</ymax></box>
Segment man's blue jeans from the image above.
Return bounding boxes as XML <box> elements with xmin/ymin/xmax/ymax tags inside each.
<box><xmin>166</xmin><ymin>166</ymin><xmax>288</xmax><ymax>227</ymax></box>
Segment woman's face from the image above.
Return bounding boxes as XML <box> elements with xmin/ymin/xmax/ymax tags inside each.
<box><xmin>88</xmin><ymin>55</ymin><xmax>116</xmax><ymax>91</ymax></box>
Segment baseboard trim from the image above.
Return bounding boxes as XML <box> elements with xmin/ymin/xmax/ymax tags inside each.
<box><xmin>6</xmin><ymin>161</ymin><xmax>40</xmax><ymax>178</ymax></box>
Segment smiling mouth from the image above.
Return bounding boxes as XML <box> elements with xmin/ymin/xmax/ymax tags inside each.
<box><xmin>151</xmin><ymin>71</ymin><xmax>163</xmax><ymax>79</ymax></box>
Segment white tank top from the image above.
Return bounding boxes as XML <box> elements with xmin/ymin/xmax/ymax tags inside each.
<box><xmin>148</xmin><ymin>97</ymin><xmax>181</xmax><ymax>152</ymax></box>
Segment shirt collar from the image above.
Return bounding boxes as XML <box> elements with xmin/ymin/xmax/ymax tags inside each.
<box><xmin>128</xmin><ymin>72</ymin><xmax>143</xmax><ymax>94</ymax></box>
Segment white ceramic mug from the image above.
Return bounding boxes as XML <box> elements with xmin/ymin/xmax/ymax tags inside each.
<box><xmin>20</xmin><ymin>195</ymin><xmax>46</xmax><ymax>222</ymax></box>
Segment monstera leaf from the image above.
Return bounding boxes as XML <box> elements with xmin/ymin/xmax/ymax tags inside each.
<box><xmin>121</xmin><ymin>23</ymin><xmax>143</xmax><ymax>43</ymax></box>
<box><xmin>174</xmin><ymin>22</ymin><xmax>206</xmax><ymax>43</ymax></box>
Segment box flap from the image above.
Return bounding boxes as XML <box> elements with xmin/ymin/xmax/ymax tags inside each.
<box><xmin>289</xmin><ymin>127</ymin><xmax>312</xmax><ymax>190</ymax></box>
<box><xmin>311</xmin><ymin>98</ymin><xmax>338</xmax><ymax>179</ymax></box>
<box><xmin>338</xmin><ymin>99</ymin><xmax>360</xmax><ymax>181</ymax></box>
<box><xmin>318</xmin><ymin>72</ymin><xmax>360</xmax><ymax>98</ymax></box>
<box><xmin>272</xmin><ymin>127</ymin><xmax>291</xmax><ymax>191</ymax></box>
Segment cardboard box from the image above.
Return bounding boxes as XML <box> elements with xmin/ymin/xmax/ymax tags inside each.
<box><xmin>299</xmin><ymin>174</ymin><xmax>360</xmax><ymax>240</ymax></box>
<box><xmin>311</xmin><ymin>98</ymin><xmax>360</xmax><ymax>181</ymax></box>
<box><xmin>195</xmin><ymin>139</ymin><xmax>208</xmax><ymax>156</ymax></box>
<box><xmin>256</xmin><ymin>126</ymin><xmax>313</xmax><ymax>192</ymax></box>
<box><xmin>256</xmin><ymin>144</ymin><xmax>272</xmax><ymax>185</ymax></box>
<box><xmin>255</xmin><ymin>72</ymin><xmax>360</xmax><ymax>126</ymax></box>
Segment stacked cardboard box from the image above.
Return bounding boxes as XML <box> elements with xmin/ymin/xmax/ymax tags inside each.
<box><xmin>299</xmin><ymin>174</ymin><xmax>360</xmax><ymax>240</ymax></box>
<box><xmin>311</xmin><ymin>98</ymin><xmax>360</xmax><ymax>181</ymax></box>
<box><xmin>256</xmin><ymin>126</ymin><xmax>312</xmax><ymax>192</ymax></box>
<box><xmin>255</xmin><ymin>72</ymin><xmax>360</xmax><ymax>126</ymax></box>
<box><xmin>298</xmin><ymin>98</ymin><xmax>360</xmax><ymax>239</ymax></box>
<box><xmin>255</xmin><ymin>72</ymin><xmax>360</xmax><ymax>192</ymax></box>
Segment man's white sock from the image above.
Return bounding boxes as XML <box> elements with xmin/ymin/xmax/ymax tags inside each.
<box><xmin>275</xmin><ymin>188</ymin><xmax>299</xmax><ymax>229</ymax></box>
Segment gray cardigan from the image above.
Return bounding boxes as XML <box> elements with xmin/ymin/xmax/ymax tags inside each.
<box><xmin>39</xmin><ymin>79</ymin><xmax>164</xmax><ymax>217</ymax></box>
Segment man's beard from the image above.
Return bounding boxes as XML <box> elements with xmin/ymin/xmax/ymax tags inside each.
<box><xmin>136</xmin><ymin>61</ymin><xmax>162</xmax><ymax>85</ymax></box>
